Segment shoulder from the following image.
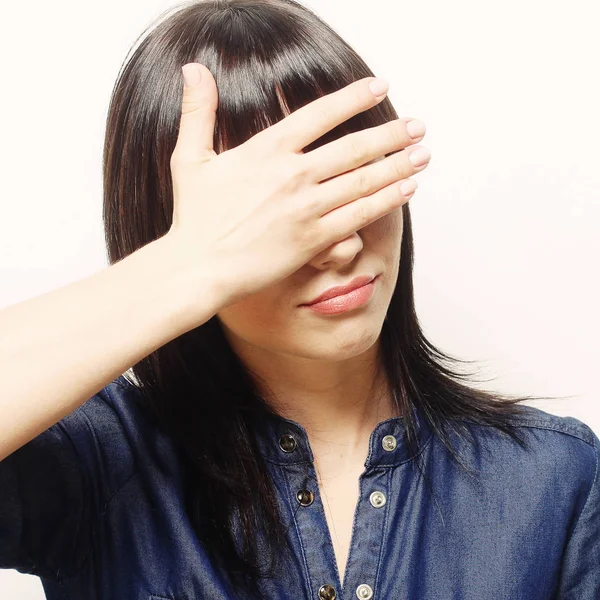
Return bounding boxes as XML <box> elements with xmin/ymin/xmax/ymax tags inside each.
<box><xmin>455</xmin><ymin>402</ymin><xmax>597</xmax><ymax>450</ymax></box>
<box><xmin>64</xmin><ymin>374</ymin><xmax>153</xmax><ymax>452</ymax></box>
<box><xmin>57</xmin><ymin>373</ymin><xmax>174</xmax><ymax>497</ymax></box>
<box><xmin>497</xmin><ymin>403</ymin><xmax>598</xmax><ymax>448</ymax></box>
<box><xmin>512</xmin><ymin>404</ymin><xmax>598</xmax><ymax>489</ymax></box>
<box><xmin>72</xmin><ymin>372</ymin><xmax>157</xmax><ymax>435</ymax></box>
<box><xmin>454</xmin><ymin>403</ymin><xmax>598</xmax><ymax>502</ymax></box>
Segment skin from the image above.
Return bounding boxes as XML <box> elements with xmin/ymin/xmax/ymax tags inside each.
<box><xmin>216</xmin><ymin>156</ymin><xmax>403</xmax><ymax>471</ymax></box>
<box><xmin>216</xmin><ymin>153</ymin><xmax>405</xmax><ymax>584</ymax></box>
<box><xmin>172</xmin><ymin>67</ymin><xmax>423</xmax><ymax>585</ymax></box>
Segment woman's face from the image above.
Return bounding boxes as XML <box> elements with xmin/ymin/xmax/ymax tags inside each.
<box><xmin>216</xmin><ymin>157</ymin><xmax>404</xmax><ymax>362</ymax></box>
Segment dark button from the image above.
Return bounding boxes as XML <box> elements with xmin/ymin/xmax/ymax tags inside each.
<box><xmin>278</xmin><ymin>433</ymin><xmax>297</xmax><ymax>453</ymax></box>
<box><xmin>318</xmin><ymin>584</ymin><xmax>337</xmax><ymax>599</ymax></box>
<box><xmin>296</xmin><ymin>489</ymin><xmax>314</xmax><ymax>506</ymax></box>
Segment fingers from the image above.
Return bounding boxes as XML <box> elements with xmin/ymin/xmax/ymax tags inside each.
<box><xmin>259</xmin><ymin>77</ymin><xmax>390</xmax><ymax>153</ymax></box>
<box><xmin>318</xmin><ymin>179</ymin><xmax>411</xmax><ymax>245</ymax></box>
<box><xmin>312</xmin><ymin>143</ymin><xmax>430</xmax><ymax>217</ymax></box>
<box><xmin>172</xmin><ymin>63</ymin><xmax>219</xmax><ymax>163</ymax></box>
<box><xmin>304</xmin><ymin>118</ymin><xmax>426</xmax><ymax>183</ymax></box>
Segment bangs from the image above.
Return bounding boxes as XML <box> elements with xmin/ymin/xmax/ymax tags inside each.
<box><xmin>195</xmin><ymin>1</ymin><xmax>396</xmax><ymax>154</ymax></box>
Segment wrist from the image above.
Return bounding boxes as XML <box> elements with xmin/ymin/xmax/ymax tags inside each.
<box><xmin>141</xmin><ymin>234</ymin><xmax>226</xmax><ymax>333</ymax></box>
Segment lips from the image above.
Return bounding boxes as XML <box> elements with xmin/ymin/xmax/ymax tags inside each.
<box><xmin>301</xmin><ymin>275</ymin><xmax>377</xmax><ymax>306</ymax></box>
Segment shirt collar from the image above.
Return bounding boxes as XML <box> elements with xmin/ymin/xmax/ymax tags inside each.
<box><xmin>249</xmin><ymin>402</ymin><xmax>433</xmax><ymax>468</ymax></box>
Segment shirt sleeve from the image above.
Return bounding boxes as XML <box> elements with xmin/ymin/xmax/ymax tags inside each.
<box><xmin>555</xmin><ymin>426</ymin><xmax>600</xmax><ymax>599</ymax></box>
<box><xmin>0</xmin><ymin>382</ymin><xmax>141</xmax><ymax>583</ymax></box>
<box><xmin>0</xmin><ymin>416</ymin><xmax>95</xmax><ymax>581</ymax></box>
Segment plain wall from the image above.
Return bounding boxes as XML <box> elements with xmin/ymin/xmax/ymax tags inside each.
<box><xmin>1</xmin><ymin>0</ymin><xmax>598</xmax><ymax>596</ymax></box>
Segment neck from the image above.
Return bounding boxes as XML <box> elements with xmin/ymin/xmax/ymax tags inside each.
<box><xmin>229</xmin><ymin>337</ymin><xmax>400</xmax><ymax>469</ymax></box>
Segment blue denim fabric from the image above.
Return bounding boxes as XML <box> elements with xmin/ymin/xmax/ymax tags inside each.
<box><xmin>1</xmin><ymin>374</ymin><xmax>598</xmax><ymax>599</ymax></box>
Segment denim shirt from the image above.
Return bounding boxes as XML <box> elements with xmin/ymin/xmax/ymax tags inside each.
<box><xmin>1</xmin><ymin>374</ymin><xmax>598</xmax><ymax>600</ymax></box>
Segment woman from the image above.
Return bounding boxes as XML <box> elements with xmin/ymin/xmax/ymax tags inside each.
<box><xmin>1</xmin><ymin>0</ymin><xmax>597</xmax><ymax>599</ymax></box>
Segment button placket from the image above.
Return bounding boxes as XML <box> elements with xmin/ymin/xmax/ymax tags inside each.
<box><xmin>341</xmin><ymin>466</ymin><xmax>391</xmax><ymax>600</ymax></box>
<box><xmin>280</xmin><ymin>448</ymin><xmax>341</xmax><ymax>600</ymax></box>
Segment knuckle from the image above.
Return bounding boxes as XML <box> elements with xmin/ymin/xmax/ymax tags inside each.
<box><xmin>300</xmin><ymin>186</ymin><xmax>323</xmax><ymax>217</ymax></box>
<box><xmin>389</xmin><ymin>119</ymin><xmax>408</xmax><ymax>148</ymax></box>
<box><xmin>181</xmin><ymin>100</ymin><xmax>203</xmax><ymax>116</ymax></box>
<box><xmin>289</xmin><ymin>154</ymin><xmax>311</xmax><ymax>183</ymax></box>
<box><xmin>347</xmin><ymin>136</ymin><xmax>366</xmax><ymax>164</ymax></box>
<box><xmin>293</xmin><ymin>215</ymin><xmax>319</xmax><ymax>251</ymax></box>
<box><xmin>352</xmin><ymin>202</ymin><xmax>373</xmax><ymax>228</ymax></box>
<box><xmin>279</xmin><ymin>159</ymin><xmax>306</xmax><ymax>191</ymax></box>
<box><xmin>315</xmin><ymin>104</ymin><xmax>334</xmax><ymax>128</ymax></box>
<box><xmin>393</xmin><ymin>154</ymin><xmax>408</xmax><ymax>180</ymax></box>
<box><xmin>355</xmin><ymin>167</ymin><xmax>370</xmax><ymax>196</ymax></box>
<box><xmin>351</xmin><ymin>87</ymin><xmax>365</xmax><ymax>108</ymax></box>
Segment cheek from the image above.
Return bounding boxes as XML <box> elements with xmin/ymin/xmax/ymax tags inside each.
<box><xmin>364</xmin><ymin>210</ymin><xmax>403</xmax><ymax>249</ymax></box>
<box><xmin>384</xmin><ymin>207</ymin><xmax>403</xmax><ymax>234</ymax></box>
<box><xmin>217</xmin><ymin>291</ymin><xmax>291</xmax><ymax>344</ymax></box>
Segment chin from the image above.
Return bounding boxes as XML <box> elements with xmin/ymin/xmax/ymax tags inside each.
<box><xmin>286</xmin><ymin>317</ymin><xmax>384</xmax><ymax>360</ymax></box>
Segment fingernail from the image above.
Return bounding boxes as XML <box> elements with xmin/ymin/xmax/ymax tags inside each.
<box><xmin>400</xmin><ymin>179</ymin><xmax>418</xmax><ymax>196</ymax></box>
<box><xmin>406</xmin><ymin>119</ymin><xmax>426</xmax><ymax>140</ymax></box>
<box><xmin>409</xmin><ymin>147</ymin><xmax>431</xmax><ymax>168</ymax></box>
<box><xmin>369</xmin><ymin>78</ymin><xmax>389</xmax><ymax>98</ymax></box>
<box><xmin>182</xmin><ymin>64</ymin><xmax>202</xmax><ymax>87</ymax></box>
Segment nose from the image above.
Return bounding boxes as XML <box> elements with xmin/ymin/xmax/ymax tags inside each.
<box><xmin>305</xmin><ymin>231</ymin><xmax>364</xmax><ymax>269</ymax></box>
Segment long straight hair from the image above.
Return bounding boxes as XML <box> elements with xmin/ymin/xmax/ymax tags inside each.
<box><xmin>103</xmin><ymin>0</ymin><xmax>569</xmax><ymax>595</ymax></box>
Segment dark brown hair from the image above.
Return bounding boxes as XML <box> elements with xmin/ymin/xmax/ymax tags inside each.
<box><xmin>102</xmin><ymin>0</ymin><xmax>570</xmax><ymax>595</ymax></box>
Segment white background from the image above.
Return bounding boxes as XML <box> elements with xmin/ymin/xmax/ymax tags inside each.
<box><xmin>1</xmin><ymin>0</ymin><xmax>598</xmax><ymax>596</ymax></box>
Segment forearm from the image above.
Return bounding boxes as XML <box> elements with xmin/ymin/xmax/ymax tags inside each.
<box><xmin>0</xmin><ymin>235</ymin><xmax>219</xmax><ymax>461</ymax></box>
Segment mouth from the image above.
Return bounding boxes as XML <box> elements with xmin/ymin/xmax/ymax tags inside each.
<box><xmin>299</xmin><ymin>274</ymin><xmax>380</xmax><ymax>315</ymax></box>
<box><xmin>300</xmin><ymin>274</ymin><xmax>378</xmax><ymax>307</ymax></box>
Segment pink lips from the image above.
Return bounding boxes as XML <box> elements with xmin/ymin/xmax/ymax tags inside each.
<box><xmin>301</xmin><ymin>275</ymin><xmax>376</xmax><ymax>306</ymax></box>
<box><xmin>300</xmin><ymin>275</ymin><xmax>378</xmax><ymax>315</ymax></box>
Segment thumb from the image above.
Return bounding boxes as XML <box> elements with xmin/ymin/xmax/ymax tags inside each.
<box><xmin>174</xmin><ymin>63</ymin><xmax>218</xmax><ymax>161</ymax></box>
